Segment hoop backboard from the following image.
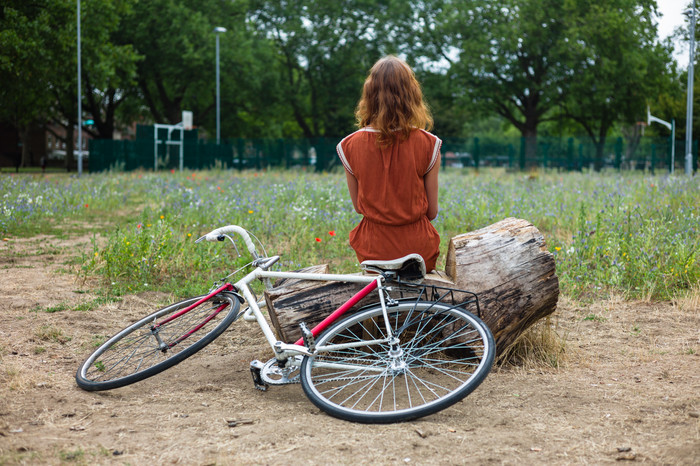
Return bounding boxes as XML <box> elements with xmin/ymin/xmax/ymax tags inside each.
<box><xmin>182</xmin><ymin>111</ymin><xmax>193</xmax><ymax>130</ymax></box>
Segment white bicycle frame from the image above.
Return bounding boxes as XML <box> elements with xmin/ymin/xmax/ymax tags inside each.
<box><xmin>198</xmin><ymin>225</ymin><xmax>396</xmax><ymax>370</ymax></box>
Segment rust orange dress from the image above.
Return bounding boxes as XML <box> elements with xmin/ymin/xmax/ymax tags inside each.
<box><xmin>337</xmin><ymin>127</ymin><xmax>441</xmax><ymax>272</ymax></box>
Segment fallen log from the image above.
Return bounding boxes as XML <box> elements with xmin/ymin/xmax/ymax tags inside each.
<box><xmin>265</xmin><ymin>218</ymin><xmax>559</xmax><ymax>355</ymax></box>
<box><xmin>444</xmin><ymin>217</ymin><xmax>560</xmax><ymax>353</ymax></box>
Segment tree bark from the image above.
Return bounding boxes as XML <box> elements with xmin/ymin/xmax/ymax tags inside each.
<box><xmin>64</xmin><ymin>123</ymin><xmax>75</xmax><ymax>172</ymax></box>
<box><xmin>444</xmin><ymin>217</ymin><xmax>559</xmax><ymax>354</ymax></box>
<box><xmin>265</xmin><ymin>218</ymin><xmax>559</xmax><ymax>356</ymax></box>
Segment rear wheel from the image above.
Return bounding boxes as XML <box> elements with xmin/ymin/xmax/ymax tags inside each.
<box><xmin>300</xmin><ymin>300</ymin><xmax>495</xmax><ymax>423</ymax></box>
<box><xmin>76</xmin><ymin>292</ymin><xmax>240</xmax><ymax>391</ymax></box>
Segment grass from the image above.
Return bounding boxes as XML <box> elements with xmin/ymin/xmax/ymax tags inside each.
<box><xmin>582</xmin><ymin>314</ymin><xmax>607</xmax><ymax>322</ymax></box>
<box><xmin>58</xmin><ymin>448</ymin><xmax>84</xmax><ymax>462</ymax></box>
<box><xmin>497</xmin><ymin>316</ymin><xmax>568</xmax><ymax>368</ymax></box>
<box><xmin>35</xmin><ymin>325</ymin><xmax>71</xmax><ymax>344</ymax></box>
<box><xmin>2</xmin><ymin>168</ymin><xmax>698</xmax><ymax>302</ymax></box>
<box><xmin>41</xmin><ymin>303</ymin><xmax>71</xmax><ymax>313</ymax></box>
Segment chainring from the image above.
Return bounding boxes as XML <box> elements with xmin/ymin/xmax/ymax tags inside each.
<box><xmin>260</xmin><ymin>357</ymin><xmax>302</xmax><ymax>385</ymax></box>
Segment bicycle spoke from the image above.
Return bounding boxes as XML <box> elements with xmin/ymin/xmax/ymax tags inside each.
<box><xmin>302</xmin><ymin>300</ymin><xmax>494</xmax><ymax>422</ymax></box>
<box><xmin>77</xmin><ymin>294</ymin><xmax>239</xmax><ymax>391</ymax></box>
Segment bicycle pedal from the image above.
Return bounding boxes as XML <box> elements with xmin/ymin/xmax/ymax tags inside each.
<box><xmin>249</xmin><ymin>360</ymin><xmax>269</xmax><ymax>391</ymax></box>
<box><xmin>299</xmin><ymin>322</ymin><xmax>315</xmax><ymax>352</ymax></box>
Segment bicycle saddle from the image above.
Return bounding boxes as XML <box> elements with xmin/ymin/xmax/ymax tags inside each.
<box><xmin>360</xmin><ymin>253</ymin><xmax>426</xmax><ymax>282</ymax></box>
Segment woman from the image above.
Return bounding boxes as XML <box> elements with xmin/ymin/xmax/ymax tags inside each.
<box><xmin>337</xmin><ymin>55</ymin><xmax>441</xmax><ymax>272</ymax></box>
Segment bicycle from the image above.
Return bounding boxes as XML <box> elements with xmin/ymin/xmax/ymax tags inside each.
<box><xmin>76</xmin><ymin>225</ymin><xmax>495</xmax><ymax>423</ymax></box>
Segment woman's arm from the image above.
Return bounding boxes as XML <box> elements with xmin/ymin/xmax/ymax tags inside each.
<box><xmin>424</xmin><ymin>152</ymin><xmax>440</xmax><ymax>220</ymax></box>
<box><xmin>345</xmin><ymin>169</ymin><xmax>361</xmax><ymax>214</ymax></box>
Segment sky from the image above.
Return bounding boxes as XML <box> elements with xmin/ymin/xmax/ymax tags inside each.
<box><xmin>657</xmin><ymin>0</ymin><xmax>691</xmax><ymax>63</ymax></box>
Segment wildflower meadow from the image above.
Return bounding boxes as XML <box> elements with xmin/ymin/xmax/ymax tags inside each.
<box><xmin>1</xmin><ymin>169</ymin><xmax>698</xmax><ymax>301</ymax></box>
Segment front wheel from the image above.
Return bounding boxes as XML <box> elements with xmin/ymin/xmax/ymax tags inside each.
<box><xmin>300</xmin><ymin>300</ymin><xmax>495</xmax><ymax>423</ymax></box>
<box><xmin>76</xmin><ymin>292</ymin><xmax>240</xmax><ymax>391</ymax></box>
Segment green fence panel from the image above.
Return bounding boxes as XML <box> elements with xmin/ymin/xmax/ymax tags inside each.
<box><xmin>87</xmin><ymin>134</ymin><xmax>688</xmax><ymax>173</ymax></box>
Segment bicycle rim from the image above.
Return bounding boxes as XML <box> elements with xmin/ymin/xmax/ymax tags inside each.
<box><xmin>300</xmin><ymin>301</ymin><xmax>495</xmax><ymax>423</ymax></box>
<box><xmin>76</xmin><ymin>292</ymin><xmax>240</xmax><ymax>391</ymax></box>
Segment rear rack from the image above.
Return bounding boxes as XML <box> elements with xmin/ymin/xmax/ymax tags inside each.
<box><xmin>383</xmin><ymin>278</ymin><xmax>482</xmax><ymax>320</ymax></box>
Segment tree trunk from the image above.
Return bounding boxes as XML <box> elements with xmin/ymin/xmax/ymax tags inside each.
<box><xmin>594</xmin><ymin>140</ymin><xmax>605</xmax><ymax>171</ymax></box>
<box><xmin>64</xmin><ymin>124</ymin><xmax>75</xmax><ymax>172</ymax></box>
<box><xmin>522</xmin><ymin>126</ymin><xmax>538</xmax><ymax>170</ymax></box>
<box><xmin>265</xmin><ymin>218</ymin><xmax>559</xmax><ymax>356</ymax></box>
<box><xmin>19</xmin><ymin>125</ymin><xmax>31</xmax><ymax>168</ymax></box>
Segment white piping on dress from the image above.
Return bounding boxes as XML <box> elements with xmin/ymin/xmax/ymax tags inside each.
<box><xmin>420</xmin><ymin>129</ymin><xmax>442</xmax><ymax>174</ymax></box>
<box><xmin>337</xmin><ymin>127</ymin><xmax>381</xmax><ymax>175</ymax></box>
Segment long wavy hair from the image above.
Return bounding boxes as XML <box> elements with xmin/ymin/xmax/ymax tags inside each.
<box><xmin>355</xmin><ymin>55</ymin><xmax>433</xmax><ymax>145</ymax></box>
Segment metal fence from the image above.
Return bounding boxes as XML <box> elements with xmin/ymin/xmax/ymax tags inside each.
<box><xmin>88</xmin><ymin>132</ymin><xmax>698</xmax><ymax>173</ymax></box>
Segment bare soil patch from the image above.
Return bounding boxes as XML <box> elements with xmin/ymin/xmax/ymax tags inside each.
<box><xmin>0</xmin><ymin>235</ymin><xmax>698</xmax><ymax>465</ymax></box>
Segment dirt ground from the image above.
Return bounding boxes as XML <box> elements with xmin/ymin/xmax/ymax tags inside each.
<box><xmin>0</xmin><ymin>234</ymin><xmax>698</xmax><ymax>466</ymax></box>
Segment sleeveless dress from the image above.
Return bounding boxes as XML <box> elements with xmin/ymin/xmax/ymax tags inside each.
<box><xmin>336</xmin><ymin>127</ymin><xmax>442</xmax><ymax>272</ymax></box>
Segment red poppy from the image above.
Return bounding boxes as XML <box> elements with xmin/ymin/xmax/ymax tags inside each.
<box><xmin>328</xmin><ymin>231</ymin><xmax>336</xmax><ymax>236</ymax></box>
<box><xmin>84</xmin><ymin>203</ymin><xmax>89</xmax><ymax>208</ymax></box>
<box><xmin>315</xmin><ymin>238</ymin><xmax>322</xmax><ymax>242</ymax></box>
<box><xmin>137</xmin><ymin>223</ymin><xmax>142</xmax><ymax>229</ymax></box>
<box><xmin>170</xmin><ymin>168</ymin><xmax>175</xmax><ymax>174</ymax></box>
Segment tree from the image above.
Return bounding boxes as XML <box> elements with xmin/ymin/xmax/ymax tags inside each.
<box><xmin>561</xmin><ymin>0</ymin><xmax>674</xmax><ymax>170</ymax></box>
<box><xmin>248</xmin><ymin>0</ymin><xmax>396</xmax><ymax>138</ymax></box>
<box><xmin>413</xmin><ymin>0</ymin><xmax>575</xmax><ymax>168</ymax></box>
<box><xmin>80</xmin><ymin>0</ymin><xmax>140</xmax><ymax>140</ymax></box>
<box><xmin>1</xmin><ymin>0</ymin><xmax>142</xmax><ymax>172</ymax></box>
<box><xmin>117</xmin><ymin>0</ymin><xmax>250</xmax><ymax>131</ymax></box>
<box><xmin>42</xmin><ymin>0</ymin><xmax>140</xmax><ymax>169</ymax></box>
<box><xmin>0</xmin><ymin>2</ymin><xmax>63</xmax><ymax>167</ymax></box>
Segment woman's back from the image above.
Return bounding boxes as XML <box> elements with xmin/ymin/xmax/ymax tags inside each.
<box><xmin>337</xmin><ymin>127</ymin><xmax>441</xmax><ymax>226</ymax></box>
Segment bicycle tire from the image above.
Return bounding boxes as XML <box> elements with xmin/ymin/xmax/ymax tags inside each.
<box><xmin>300</xmin><ymin>300</ymin><xmax>495</xmax><ymax>423</ymax></box>
<box><xmin>76</xmin><ymin>292</ymin><xmax>240</xmax><ymax>391</ymax></box>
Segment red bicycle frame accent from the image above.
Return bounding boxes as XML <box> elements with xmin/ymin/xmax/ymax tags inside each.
<box><xmin>149</xmin><ymin>276</ymin><xmax>379</xmax><ymax>350</ymax></box>
<box><xmin>155</xmin><ymin>283</ymin><xmax>234</xmax><ymax>328</ymax></box>
<box><xmin>168</xmin><ymin>301</ymin><xmax>231</xmax><ymax>347</ymax></box>
<box><xmin>293</xmin><ymin>279</ymin><xmax>379</xmax><ymax>346</ymax></box>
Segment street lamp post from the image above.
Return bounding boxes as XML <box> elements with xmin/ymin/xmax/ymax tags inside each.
<box><xmin>77</xmin><ymin>0</ymin><xmax>82</xmax><ymax>176</ymax></box>
<box><xmin>214</xmin><ymin>26</ymin><xmax>227</xmax><ymax>145</ymax></box>
<box><xmin>686</xmin><ymin>0</ymin><xmax>696</xmax><ymax>176</ymax></box>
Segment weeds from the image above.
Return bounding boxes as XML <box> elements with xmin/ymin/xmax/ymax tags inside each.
<box><xmin>3</xmin><ymin>169</ymin><xmax>698</xmax><ymax>301</ymax></box>
<box><xmin>41</xmin><ymin>303</ymin><xmax>70</xmax><ymax>313</ymax></box>
<box><xmin>72</xmin><ymin>296</ymin><xmax>121</xmax><ymax>312</ymax></box>
<box><xmin>582</xmin><ymin>314</ymin><xmax>607</xmax><ymax>322</ymax></box>
<box><xmin>35</xmin><ymin>325</ymin><xmax>71</xmax><ymax>344</ymax></box>
<box><xmin>58</xmin><ymin>448</ymin><xmax>84</xmax><ymax>462</ymax></box>
<box><xmin>498</xmin><ymin>316</ymin><xmax>568</xmax><ymax>368</ymax></box>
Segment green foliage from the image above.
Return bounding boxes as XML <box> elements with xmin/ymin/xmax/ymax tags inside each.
<box><xmin>5</xmin><ymin>169</ymin><xmax>699</xmax><ymax>302</ymax></box>
<box><xmin>407</xmin><ymin>0</ymin><xmax>676</xmax><ymax>169</ymax></box>
<box><xmin>117</xmin><ymin>0</ymin><xmax>251</xmax><ymax>126</ymax></box>
<box><xmin>561</xmin><ymin>0</ymin><xmax>674</xmax><ymax>169</ymax></box>
<box><xmin>0</xmin><ymin>0</ymin><xmax>692</xmax><ymax>152</ymax></box>
<box><xmin>76</xmin><ymin>170</ymin><xmax>357</xmax><ymax>296</ymax></box>
<box><xmin>0</xmin><ymin>2</ymin><xmax>61</xmax><ymax>123</ymax></box>
<box><xmin>249</xmin><ymin>0</ymin><xmax>394</xmax><ymax>137</ymax></box>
